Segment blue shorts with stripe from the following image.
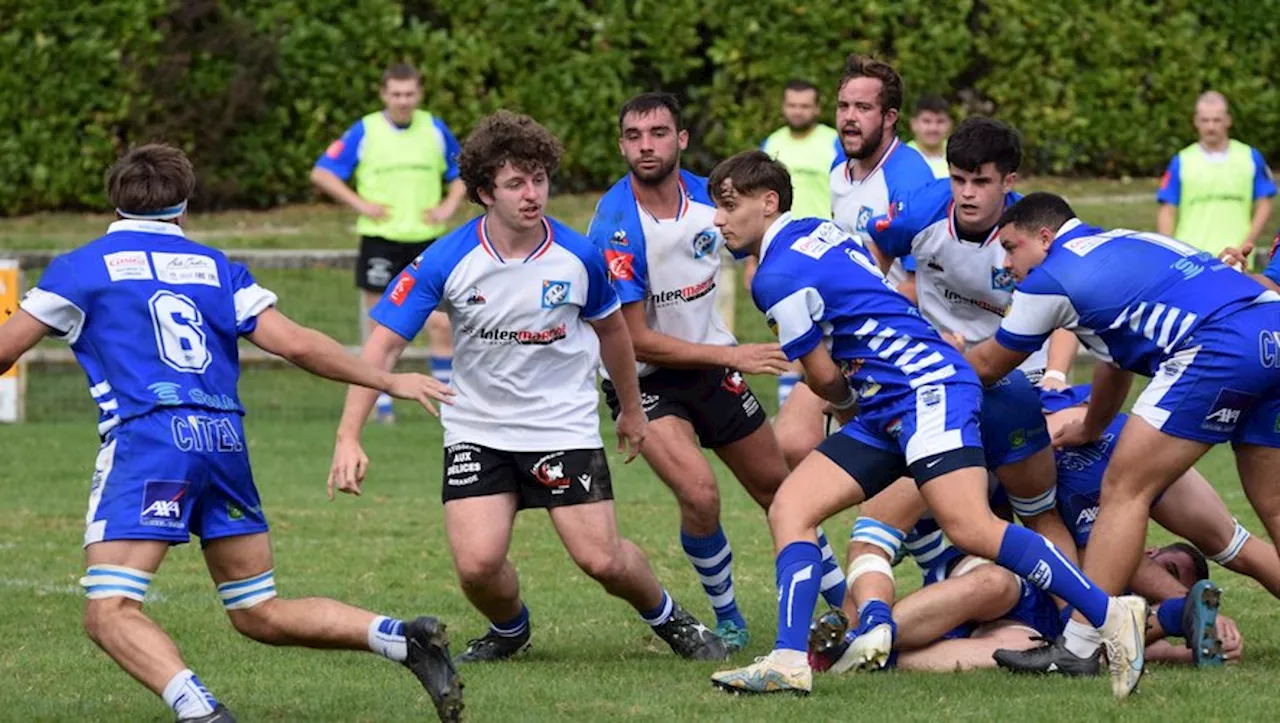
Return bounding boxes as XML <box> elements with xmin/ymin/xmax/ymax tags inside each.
<box><xmin>980</xmin><ymin>370</ymin><xmax>1050</xmax><ymax>469</ymax></box>
<box><xmin>84</xmin><ymin>409</ymin><xmax>268</xmax><ymax>547</ymax></box>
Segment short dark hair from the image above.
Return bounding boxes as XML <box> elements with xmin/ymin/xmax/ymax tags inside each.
<box><xmin>946</xmin><ymin>117</ymin><xmax>1021</xmax><ymax>174</ymax></box>
<box><xmin>838</xmin><ymin>54</ymin><xmax>904</xmax><ymax>114</ymax></box>
<box><xmin>914</xmin><ymin>93</ymin><xmax>950</xmax><ymax>117</ymax></box>
<box><xmin>458</xmin><ymin>110</ymin><xmax>563</xmax><ymax>206</ymax></box>
<box><xmin>105</xmin><ymin>144</ymin><xmax>196</xmax><ymax>213</ymax></box>
<box><xmin>1161</xmin><ymin>541</ymin><xmax>1210</xmax><ymax>583</ymax></box>
<box><xmin>707</xmin><ymin>150</ymin><xmax>793</xmax><ymax>213</ymax></box>
<box><xmin>996</xmin><ymin>192</ymin><xmax>1076</xmax><ymax>234</ymax></box>
<box><xmin>381</xmin><ymin>63</ymin><xmax>421</xmax><ymax>87</ymax></box>
<box><xmin>618</xmin><ymin>92</ymin><xmax>683</xmax><ymax>132</ymax></box>
<box><xmin>784</xmin><ymin>79</ymin><xmax>820</xmax><ymax>99</ymax></box>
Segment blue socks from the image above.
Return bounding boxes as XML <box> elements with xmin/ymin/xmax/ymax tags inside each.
<box><xmin>995</xmin><ymin>524</ymin><xmax>1110</xmax><ymax>627</ymax></box>
<box><xmin>1157</xmin><ymin>596</ymin><xmax>1186</xmax><ymax>638</ymax></box>
<box><xmin>492</xmin><ymin>604</ymin><xmax>530</xmax><ymax>638</ymax></box>
<box><xmin>774</xmin><ymin>541</ymin><xmax>823</xmax><ymax>652</ymax></box>
<box><xmin>816</xmin><ymin>528</ymin><xmax>848</xmax><ymax>607</ymax></box>
<box><xmin>681</xmin><ymin>527</ymin><xmax>744</xmax><ymax>628</ymax></box>
<box><xmin>640</xmin><ymin>589</ymin><xmax>676</xmax><ymax>626</ymax></box>
<box><xmin>777</xmin><ymin>372</ymin><xmax>802</xmax><ymax>410</ymax></box>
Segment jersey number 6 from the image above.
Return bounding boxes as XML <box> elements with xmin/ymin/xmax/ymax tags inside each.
<box><xmin>149</xmin><ymin>290</ymin><xmax>212</xmax><ymax>373</ymax></box>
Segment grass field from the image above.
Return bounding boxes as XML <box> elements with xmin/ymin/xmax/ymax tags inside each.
<box><xmin>3</xmin><ymin>180</ymin><xmax>1280</xmax><ymax>721</ymax></box>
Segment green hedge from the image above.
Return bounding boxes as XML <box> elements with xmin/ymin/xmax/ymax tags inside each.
<box><xmin>2</xmin><ymin>0</ymin><xmax>1277</xmax><ymax>214</ymax></box>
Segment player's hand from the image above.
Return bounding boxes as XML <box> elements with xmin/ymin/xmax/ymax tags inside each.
<box><xmin>1219</xmin><ymin>246</ymin><xmax>1250</xmax><ymax>271</ymax></box>
<box><xmin>328</xmin><ymin>438</ymin><xmax>369</xmax><ymax>500</ymax></box>
<box><xmin>356</xmin><ymin>199</ymin><xmax>388</xmax><ymax>220</ymax></box>
<box><xmin>728</xmin><ymin>343</ymin><xmax>791</xmax><ymax>376</ymax></box>
<box><xmin>1039</xmin><ymin>373</ymin><xmax>1070</xmax><ymax>391</ymax></box>
<box><xmin>940</xmin><ymin>330</ymin><xmax>966</xmax><ymax>352</ymax></box>
<box><xmin>424</xmin><ymin>204</ymin><xmax>454</xmax><ymax>225</ymax></box>
<box><xmin>385</xmin><ymin>373</ymin><xmax>454</xmax><ymax>416</ymax></box>
<box><xmin>1051</xmin><ymin>418</ymin><xmax>1099</xmax><ymax>449</ymax></box>
<box><xmin>1218</xmin><ymin>614</ymin><xmax>1244</xmax><ymax>663</ymax></box>
<box><xmin>615</xmin><ymin>407</ymin><xmax>647</xmax><ymax>463</ymax></box>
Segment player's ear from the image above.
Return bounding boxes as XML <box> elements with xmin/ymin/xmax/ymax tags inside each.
<box><xmin>763</xmin><ymin>190</ymin><xmax>778</xmax><ymax>217</ymax></box>
<box><xmin>677</xmin><ymin>128</ymin><xmax>689</xmax><ymax>151</ymax></box>
<box><xmin>1002</xmin><ymin>171</ymin><xmax>1017</xmax><ymax>194</ymax></box>
<box><xmin>476</xmin><ymin>185</ymin><xmax>495</xmax><ymax>208</ymax></box>
<box><xmin>883</xmin><ymin>107</ymin><xmax>899</xmax><ymax>129</ymax></box>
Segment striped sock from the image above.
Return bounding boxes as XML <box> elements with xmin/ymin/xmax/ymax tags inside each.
<box><xmin>681</xmin><ymin>526</ymin><xmax>744</xmax><ymax>628</ymax></box>
<box><xmin>368</xmin><ymin>616</ymin><xmax>407</xmax><ymax>662</ymax></box>
<box><xmin>430</xmin><ymin>355</ymin><xmax>453</xmax><ymax>386</ymax></box>
<box><xmin>492</xmin><ymin>604</ymin><xmax>530</xmax><ymax>638</ymax></box>
<box><xmin>777</xmin><ymin>372</ymin><xmax>802</xmax><ymax>410</ymax></box>
<box><xmin>163</xmin><ymin>669</ymin><xmax>218</xmax><ymax>720</ymax></box>
<box><xmin>640</xmin><ymin>589</ymin><xmax>675</xmax><ymax>626</ymax></box>
<box><xmin>816</xmin><ymin>527</ymin><xmax>847</xmax><ymax>607</ymax></box>
<box><xmin>375</xmin><ymin>393</ymin><xmax>393</xmax><ymax>414</ymax></box>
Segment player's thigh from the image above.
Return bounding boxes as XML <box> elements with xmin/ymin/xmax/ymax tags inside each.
<box><xmin>994</xmin><ymin>446</ymin><xmax>1058</xmax><ymax>501</ymax></box>
<box><xmin>444</xmin><ymin>494</ymin><xmax>519</xmax><ymax>577</ymax></box>
<box><xmin>856</xmin><ymin>476</ymin><xmax>928</xmax><ymax>533</ymax></box>
<box><xmin>1101</xmin><ymin>414</ymin><xmax>1210</xmax><ymax>504</ymax></box>
<box><xmin>85</xmin><ymin>539</ymin><xmax>171</xmax><ymax>573</ymax></box>
<box><xmin>1149</xmin><ymin>468</ymin><xmax>1237</xmax><ymax>555</ymax></box>
<box><xmin>774</xmin><ymin>382</ymin><xmax>828</xmax><ymax>465</ymax></box>
<box><xmin>202</xmin><ymin>533</ymin><xmax>274</xmax><ymax>586</ymax></box>
<box><xmin>918</xmin><ymin>466</ymin><xmax>1004</xmax><ymax>558</ymax></box>
<box><xmin>713</xmin><ymin>421</ymin><xmax>790</xmax><ymax>506</ymax></box>
<box><xmin>1234</xmin><ymin>444</ymin><xmax>1280</xmax><ymax>544</ymax></box>
<box><xmin>547</xmin><ymin>500</ymin><xmax>625</xmax><ymax>570</ymax></box>
<box><xmin>638</xmin><ymin>415</ymin><xmax>718</xmax><ymax>499</ymax></box>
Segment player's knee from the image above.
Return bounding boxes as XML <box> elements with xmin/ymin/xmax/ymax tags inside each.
<box><xmin>938</xmin><ymin>516</ymin><xmax>1002</xmax><ymax>561</ymax></box>
<box><xmin>572</xmin><ymin>545</ymin><xmax>627</xmax><ymax>584</ymax></box>
<box><xmin>767</xmin><ymin>489</ymin><xmax>817</xmax><ymax>541</ymax></box>
<box><xmin>778</xmin><ymin>431</ymin><xmax>819</xmax><ymax>471</ymax></box>
<box><xmin>454</xmin><ymin>554</ymin><xmax>507</xmax><ymax>588</ymax></box>
<box><xmin>963</xmin><ymin>564</ymin><xmax>1021</xmax><ymax>609</ymax></box>
<box><xmin>80</xmin><ymin>564</ymin><xmax>152</xmax><ymax>644</ymax></box>
<box><xmin>216</xmin><ymin>570</ymin><xmax>283</xmax><ymax>643</ymax></box>
<box><xmin>675</xmin><ymin>481</ymin><xmax>720</xmax><ymax>531</ymax></box>
<box><xmin>226</xmin><ymin>599</ymin><xmax>285</xmax><ymax>644</ymax></box>
<box><xmin>82</xmin><ymin>597</ymin><xmax>132</xmax><ymax>644</ymax></box>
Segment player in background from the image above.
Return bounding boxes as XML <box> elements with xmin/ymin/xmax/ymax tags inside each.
<box><xmin>311</xmin><ymin>63</ymin><xmax>465</xmax><ymax>423</ymax></box>
<box><xmin>589</xmin><ymin>93</ymin><xmax>846</xmax><ymax>651</ymax></box>
<box><xmin>966</xmin><ymin>192</ymin><xmax>1280</xmax><ymax>692</ymax></box>
<box><xmin>703</xmin><ymin>150</ymin><xmax>1145</xmax><ymax>699</ymax></box>
<box><xmin>0</xmin><ymin>144</ymin><xmax>463</xmax><ymax>723</ymax></box>
<box><xmin>755</xmin><ymin>79</ymin><xmax>844</xmax><ymax>410</ymax></box>
<box><xmin>906</xmin><ymin>94</ymin><xmax>952</xmax><ymax>179</ymax></box>
<box><xmin>328</xmin><ymin>111</ymin><xmax>727</xmax><ymax>665</ymax></box>
<box><xmin>773</xmin><ymin>54</ymin><xmax>935</xmax><ymax>471</ymax></box>
<box><xmin>1156</xmin><ymin>91</ymin><xmax>1275</xmax><ymax>264</ymax></box>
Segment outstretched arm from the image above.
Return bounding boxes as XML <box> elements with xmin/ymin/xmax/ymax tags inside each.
<box><xmin>0</xmin><ymin>310</ymin><xmax>50</xmax><ymax>375</ymax></box>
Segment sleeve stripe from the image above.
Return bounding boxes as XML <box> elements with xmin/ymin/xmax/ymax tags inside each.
<box><xmin>20</xmin><ymin>287</ymin><xmax>86</xmax><ymax>345</ymax></box>
<box><xmin>584</xmin><ymin>297</ymin><xmax>622</xmax><ymax>322</ymax></box>
<box><xmin>233</xmin><ymin>284</ymin><xmax>278</xmax><ymax>325</ymax></box>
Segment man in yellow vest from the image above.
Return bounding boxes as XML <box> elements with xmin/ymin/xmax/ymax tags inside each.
<box><xmin>312</xmin><ymin>63</ymin><xmax>465</xmax><ymax>423</ymax></box>
<box><xmin>757</xmin><ymin>80</ymin><xmax>843</xmax><ymax>410</ymax></box>
<box><xmin>1156</xmin><ymin>91</ymin><xmax>1275</xmax><ymax>263</ymax></box>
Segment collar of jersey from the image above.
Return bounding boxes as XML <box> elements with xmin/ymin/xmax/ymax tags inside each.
<box><xmin>759</xmin><ymin>212</ymin><xmax>794</xmax><ymax>261</ymax></box>
<box><xmin>107</xmin><ymin>219</ymin><xmax>186</xmax><ymax>237</ymax></box>
<box><xmin>944</xmin><ymin>201</ymin><xmax>1000</xmax><ymax>247</ymax></box>
<box><xmin>844</xmin><ymin>136</ymin><xmax>899</xmax><ymax>185</ymax></box>
<box><xmin>632</xmin><ymin>175</ymin><xmax>691</xmax><ymax>223</ymax></box>
<box><xmin>1054</xmin><ymin>217</ymin><xmax>1084</xmax><ymax>240</ymax></box>
<box><xmin>477</xmin><ymin>215</ymin><xmax>554</xmax><ymax>263</ymax></box>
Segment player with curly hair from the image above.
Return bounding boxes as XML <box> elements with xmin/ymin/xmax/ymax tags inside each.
<box><xmin>328</xmin><ymin>110</ymin><xmax>728</xmax><ymax>664</ymax></box>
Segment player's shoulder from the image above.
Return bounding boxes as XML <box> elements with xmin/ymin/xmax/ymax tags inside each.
<box><xmin>899</xmin><ymin>178</ymin><xmax>953</xmax><ymax>223</ymax></box>
<box><xmin>761</xmin><ymin>126</ymin><xmax>788</xmax><ymax>149</ymax></box>
<box><xmin>417</xmin><ymin>216</ymin><xmax>485</xmax><ymax>275</ymax></box>
<box><xmin>883</xmin><ymin>141</ymin><xmax>935</xmax><ymax>187</ymax></box>
<box><xmin>680</xmin><ymin>169</ymin><xmax>713</xmax><ymax>207</ymax></box>
<box><xmin>546</xmin><ymin>216</ymin><xmax>604</xmax><ymax>266</ymax></box>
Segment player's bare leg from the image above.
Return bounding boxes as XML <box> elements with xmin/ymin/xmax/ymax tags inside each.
<box><xmin>444</xmin><ymin>494</ymin><xmax>530</xmax><ymax>663</ymax></box>
<box><xmin>203</xmin><ymin>532</ymin><xmax>462</xmax><ymax>721</ymax></box>
<box><xmin>773</xmin><ymin>383</ymin><xmax>827</xmax><ymax>469</ymax></box>
<box><xmin>898</xmin><ymin>621</ymin><xmax>1041</xmax><ymax>672</ymax></box>
<box><xmin>549</xmin><ymin>500</ymin><xmax>727</xmax><ymax>660</ymax></box>
<box><xmin>995</xmin><ymin>446</ymin><xmax>1080</xmax><ymax>567</ymax></box>
<box><xmin>640</xmin><ymin>416</ymin><xmax>723</xmax><ymax>536</ymax></box>
<box><xmin>1235</xmin><ymin>444</ymin><xmax>1280</xmax><ymax>589</ymax></box>
<box><xmin>1152</xmin><ymin>466</ymin><xmax>1280</xmax><ymax>598</ymax></box>
<box><xmin>892</xmin><ymin>561</ymin><xmax>1021</xmax><ymax>651</ymax></box>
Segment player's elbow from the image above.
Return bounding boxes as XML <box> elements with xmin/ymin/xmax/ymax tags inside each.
<box><xmin>309</xmin><ymin>166</ymin><xmax>335</xmax><ymax>190</ymax></box>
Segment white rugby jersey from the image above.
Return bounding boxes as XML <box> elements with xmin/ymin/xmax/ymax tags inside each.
<box><xmin>830</xmin><ymin>137</ymin><xmax>934</xmax><ymax>287</ymax></box>
<box><xmin>371</xmin><ymin>215</ymin><xmax>620</xmax><ymax>452</ymax></box>
<box><xmin>589</xmin><ymin>170</ymin><xmax>735</xmax><ymax>377</ymax></box>
<box><xmin>869</xmin><ymin>181</ymin><xmax>1049</xmax><ymax>377</ymax></box>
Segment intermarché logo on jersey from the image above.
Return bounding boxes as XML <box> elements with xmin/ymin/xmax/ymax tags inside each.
<box><xmin>461</xmin><ymin>323</ymin><xmax>568</xmax><ymax>345</ymax></box>
<box><xmin>652</xmin><ymin>275</ymin><xmax>715</xmax><ymax>307</ymax></box>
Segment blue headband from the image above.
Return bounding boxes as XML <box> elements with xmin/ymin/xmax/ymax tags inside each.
<box><xmin>116</xmin><ymin>200</ymin><xmax>187</xmax><ymax>221</ymax></box>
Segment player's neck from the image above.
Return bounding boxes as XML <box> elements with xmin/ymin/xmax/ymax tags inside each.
<box><xmin>1199</xmin><ymin>138</ymin><xmax>1229</xmax><ymax>153</ymax></box>
<box><xmin>631</xmin><ymin>170</ymin><xmax>683</xmax><ymax>219</ymax></box>
<box><xmin>849</xmin><ymin>135</ymin><xmax>896</xmax><ymax>180</ymax></box>
<box><xmin>483</xmin><ymin>214</ymin><xmax>547</xmax><ymax>258</ymax></box>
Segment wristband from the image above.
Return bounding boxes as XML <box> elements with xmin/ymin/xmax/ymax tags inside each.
<box><xmin>1043</xmin><ymin>370</ymin><xmax>1067</xmax><ymax>384</ymax></box>
<box><xmin>831</xmin><ymin>389</ymin><xmax>859</xmax><ymax>410</ymax></box>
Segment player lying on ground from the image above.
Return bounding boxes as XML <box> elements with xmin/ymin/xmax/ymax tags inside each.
<box><xmin>701</xmin><ymin>150</ymin><xmax>1145</xmax><ymax>700</ymax></box>
<box><xmin>966</xmin><ymin>193</ymin><xmax>1280</xmax><ymax>688</ymax></box>
<box><xmin>588</xmin><ymin>92</ymin><xmax>846</xmax><ymax>652</ymax></box>
<box><xmin>811</xmin><ymin>542</ymin><xmax>1241</xmax><ymax>673</ymax></box>
<box><xmin>329</xmin><ymin>110</ymin><xmax>727</xmax><ymax>666</ymax></box>
<box><xmin>0</xmin><ymin>144</ymin><xmax>462</xmax><ymax>723</ymax></box>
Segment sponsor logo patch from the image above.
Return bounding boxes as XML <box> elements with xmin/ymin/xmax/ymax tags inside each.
<box><xmin>104</xmin><ymin>251</ymin><xmax>153</xmax><ymax>282</ymax></box>
<box><xmin>605</xmin><ymin>249</ymin><xmax>634</xmax><ymax>281</ymax></box>
<box><xmin>389</xmin><ymin>273</ymin><xmax>415</xmax><ymax>306</ymax></box>
<box><xmin>1201</xmin><ymin>388</ymin><xmax>1255</xmax><ymax>433</ymax></box>
<box><xmin>541</xmin><ymin>280</ymin><xmax>571</xmax><ymax>309</ymax></box>
<box><xmin>152</xmin><ymin>253</ymin><xmax>220</xmax><ymax>287</ymax></box>
<box><xmin>140</xmin><ymin>480</ymin><xmax>188</xmax><ymax>529</ymax></box>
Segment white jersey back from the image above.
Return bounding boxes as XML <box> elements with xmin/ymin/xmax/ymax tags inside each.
<box><xmin>589</xmin><ymin>172</ymin><xmax>735</xmax><ymax>377</ymax></box>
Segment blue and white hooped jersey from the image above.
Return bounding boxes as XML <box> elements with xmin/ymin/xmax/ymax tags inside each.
<box><xmin>20</xmin><ymin>220</ymin><xmax>277</xmax><ymax>436</ymax></box>
<box><xmin>750</xmin><ymin>214</ymin><xmax>979</xmax><ymax>419</ymax></box>
<box><xmin>996</xmin><ymin>219</ymin><xmax>1274</xmax><ymax>376</ymax></box>
<box><xmin>830</xmin><ymin>137</ymin><xmax>934</xmax><ymax>286</ymax></box>
<box><xmin>371</xmin><ymin>215</ymin><xmax>620</xmax><ymax>452</ymax></box>
<box><xmin>588</xmin><ymin>170</ymin><xmax>735</xmax><ymax>377</ymax></box>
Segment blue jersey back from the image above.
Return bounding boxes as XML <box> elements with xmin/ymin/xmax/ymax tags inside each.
<box><xmin>997</xmin><ymin>220</ymin><xmax>1271</xmax><ymax>375</ymax></box>
<box><xmin>751</xmin><ymin>215</ymin><xmax>978</xmax><ymax>417</ymax></box>
<box><xmin>22</xmin><ymin>221</ymin><xmax>275</xmax><ymax>435</ymax></box>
